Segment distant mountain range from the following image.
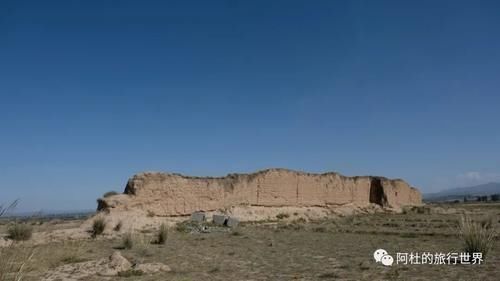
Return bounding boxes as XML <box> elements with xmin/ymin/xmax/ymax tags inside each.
<box><xmin>1</xmin><ymin>209</ymin><xmax>95</xmax><ymax>219</ymax></box>
<box><xmin>423</xmin><ymin>182</ymin><xmax>500</xmax><ymax>202</ymax></box>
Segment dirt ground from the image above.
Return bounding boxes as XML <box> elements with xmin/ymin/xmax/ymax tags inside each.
<box><xmin>1</xmin><ymin>203</ymin><xmax>499</xmax><ymax>281</ymax></box>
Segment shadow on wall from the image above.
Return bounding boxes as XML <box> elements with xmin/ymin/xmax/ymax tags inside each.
<box><xmin>369</xmin><ymin>178</ymin><xmax>387</xmax><ymax>206</ymax></box>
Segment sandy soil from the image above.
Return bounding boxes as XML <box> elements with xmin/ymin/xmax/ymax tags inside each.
<box><xmin>0</xmin><ymin>203</ymin><xmax>499</xmax><ymax>280</ymax></box>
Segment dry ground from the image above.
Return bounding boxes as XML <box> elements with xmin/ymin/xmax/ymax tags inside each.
<box><xmin>1</xmin><ymin>203</ymin><xmax>499</xmax><ymax>281</ymax></box>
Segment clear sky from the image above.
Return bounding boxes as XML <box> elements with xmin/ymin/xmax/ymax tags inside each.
<box><xmin>1</xmin><ymin>1</ymin><xmax>499</xmax><ymax>212</ymax></box>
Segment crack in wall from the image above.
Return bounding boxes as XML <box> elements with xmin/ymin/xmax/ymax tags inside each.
<box><xmin>296</xmin><ymin>175</ymin><xmax>299</xmax><ymax>204</ymax></box>
<box><xmin>256</xmin><ymin>179</ymin><xmax>260</xmax><ymax>205</ymax></box>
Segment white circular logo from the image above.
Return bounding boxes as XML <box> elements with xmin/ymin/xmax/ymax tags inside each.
<box><xmin>373</xmin><ymin>249</ymin><xmax>388</xmax><ymax>262</ymax></box>
<box><xmin>381</xmin><ymin>254</ymin><xmax>394</xmax><ymax>266</ymax></box>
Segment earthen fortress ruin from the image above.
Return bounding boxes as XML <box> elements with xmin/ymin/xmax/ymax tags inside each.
<box><xmin>98</xmin><ymin>169</ymin><xmax>421</xmax><ymax>216</ymax></box>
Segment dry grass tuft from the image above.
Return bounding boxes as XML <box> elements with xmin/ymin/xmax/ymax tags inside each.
<box><xmin>156</xmin><ymin>223</ymin><xmax>168</xmax><ymax>245</ymax></box>
<box><xmin>91</xmin><ymin>217</ymin><xmax>106</xmax><ymax>237</ymax></box>
<box><xmin>57</xmin><ymin>240</ymin><xmax>87</xmax><ymax>265</ymax></box>
<box><xmin>0</xmin><ymin>246</ymin><xmax>35</xmax><ymax>281</ymax></box>
<box><xmin>113</xmin><ymin>221</ymin><xmax>123</xmax><ymax>232</ymax></box>
<box><xmin>117</xmin><ymin>269</ymin><xmax>143</xmax><ymax>277</ymax></box>
<box><xmin>7</xmin><ymin>224</ymin><xmax>33</xmax><ymax>241</ymax></box>
<box><xmin>458</xmin><ymin>215</ymin><xmax>496</xmax><ymax>257</ymax></box>
<box><xmin>122</xmin><ymin>232</ymin><xmax>135</xmax><ymax>249</ymax></box>
<box><xmin>276</xmin><ymin>213</ymin><xmax>290</xmax><ymax>220</ymax></box>
<box><xmin>1</xmin><ymin>201</ymin><xmax>34</xmax><ymax>281</ymax></box>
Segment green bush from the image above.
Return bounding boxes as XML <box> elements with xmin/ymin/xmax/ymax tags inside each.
<box><xmin>7</xmin><ymin>223</ymin><xmax>33</xmax><ymax>241</ymax></box>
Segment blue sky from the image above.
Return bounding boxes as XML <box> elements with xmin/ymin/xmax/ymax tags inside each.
<box><xmin>1</xmin><ymin>1</ymin><xmax>499</xmax><ymax>212</ymax></box>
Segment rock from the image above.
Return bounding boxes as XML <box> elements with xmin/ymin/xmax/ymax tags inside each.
<box><xmin>200</xmin><ymin>225</ymin><xmax>210</xmax><ymax>233</ymax></box>
<box><xmin>134</xmin><ymin>262</ymin><xmax>171</xmax><ymax>274</ymax></box>
<box><xmin>98</xmin><ymin>251</ymin><xmax>132</xmax><ymax>276</ymax></box>
<box><xmin>0</xmin><ymin>237</ymin><xmax>13</xmax><ymax>247</ymax></box>
<box><xmin>213</xmin><ymin>214</ymin><xmax>227</xmax><ymax>225</ymax></box>
<box><xmin>97</xmin><ymin>168</ymin><xmax>422</xmax><ymax>217</ymax></box>
<box><xmin>191</xmin><ymin>211</ymin><xmax>206</xmax><ymax>222</ymax></box>
<box><xmin>359</xmin><ymin>261</ymin><xmax>372</xmax><ymax>270</ymax></box>
<box><xmin>108</xmin><ymin>251</ymin><xmax>132</xmax><ymax>271</ymax></box>
<box><xmin>226</xmin><ymin>217</ymin><xmax>239</xmax><ymax>228</ymax></box>
<box><xmin>43</xmin><ymin>256</ymin><xmax>170</xmax><ymax>280</ymax></box>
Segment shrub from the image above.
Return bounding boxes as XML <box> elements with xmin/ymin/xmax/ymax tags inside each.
<box><xmin>458</xmin><ymin>215</ymin><xmax>496</xmax><ymax>257</ymax></box>
<box><xmin>103</xmin><ymin>191</ymin><xmax>119</xmax><ymax>198</ymax></box>
<box><xmin>175</xmin><ymin>221</ymin><xmax>200</xmax><ymax>233</ymax></box>
<box><xmin>91</xmin><ymin>218</ymin><xmax>106</xmax><ymax>237</ymax></box>
<box><xmin>175</xmin><ymin>221</ymin><xmax>188</xmax><ymax>233</ymax></box>
<box><xmin>292</xmin><ymin>217</ymin><xmax>307</xmax><ymax>224</ymax></box>
<box><xmin>1</xmin><ymin>201</ymin><xmax>34</xmax><ymax>281</ymax></box>
<box><xmin>402</xmin><ymin>206</ymin><xmax>431</xmax><ymax>215</ymax></box>
<box><xmin>122</xmin><ymin>232</ymin><xmax>135</xmax><ymax>249</ymax></box>
<box><xmin>276</xmin><ymin>213</ymin><xmax>290</xmax><ymax>220</ymax></box>
<box><xmin>277</xmin><ymin>222</ymin><xmax>305</xmax><ymax>231</ymax></box>
<box><xmin>231</xmin><ymin>230</ymin><xmax>242</xmax><ymax>236</ymax></box>
<box><xmin>156</xmin><ymin>223</ymin><xmax>168</xmax><ymax>244</ymax></box>
<box><xmin>318</xmin><ymin>272</ymin><xmax>339</xmax><ymax>279</ymax></box>
<box><xmin>117</xmin><ymin>269</ymin><xmax>143</xmax><ymax>277</ymax></box>
<box><xmin>208</xmin><ymin>266</ymin><xmax>220</xmax><ymax>273</ymax></box>
<box><xmin>60</xmin><ymin>255</ymin><xmax>87</xmax><ymax>264</ymax></box>
<box><xmin>114</xmin><ymin>221</ymin><xmax>123</xmax><ymax>232</ymax></box>
<box><xmin>56</xmin><ymin>240</ymin><xmax>87</xmax><ymax>265</ymax></box>
<box><xmin>312</xmin><ymin>226</ymin><xmax>327</xmax><ymax>233</ymax></box>
<box><xmin>7</xmin><ymin>223</ymin><xmax>33</xmax><ymax>241</ymax></box>
<box><xmin>0</xmin><ymin>246</ymin><xmax>35</xmax><ymax>281</ymax></box>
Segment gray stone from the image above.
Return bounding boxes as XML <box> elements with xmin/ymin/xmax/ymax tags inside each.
<box><xmin>212</xmin><ymin>214</ymin><xmax>227</xmax><ymax>226</ymax></box>
<box><xmin>134</xmin><ymin>263</ymin><xmax>171</xmax><ymax>273</ymax></box>
<box><xmin>191</xmin><ymin>211</ymin><xmax>205</xmax><ymax>222</ymax></box>
<box><xmin>226</xmin><ymin>217</ymin><xmax>239</xmax><ymax>228</ymax></box>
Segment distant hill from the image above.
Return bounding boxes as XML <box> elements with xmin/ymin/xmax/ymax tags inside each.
<box><xmin>423</xmin><ymin>182</ymin><xmax>500</xmax><ymax>202</ymax></box>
